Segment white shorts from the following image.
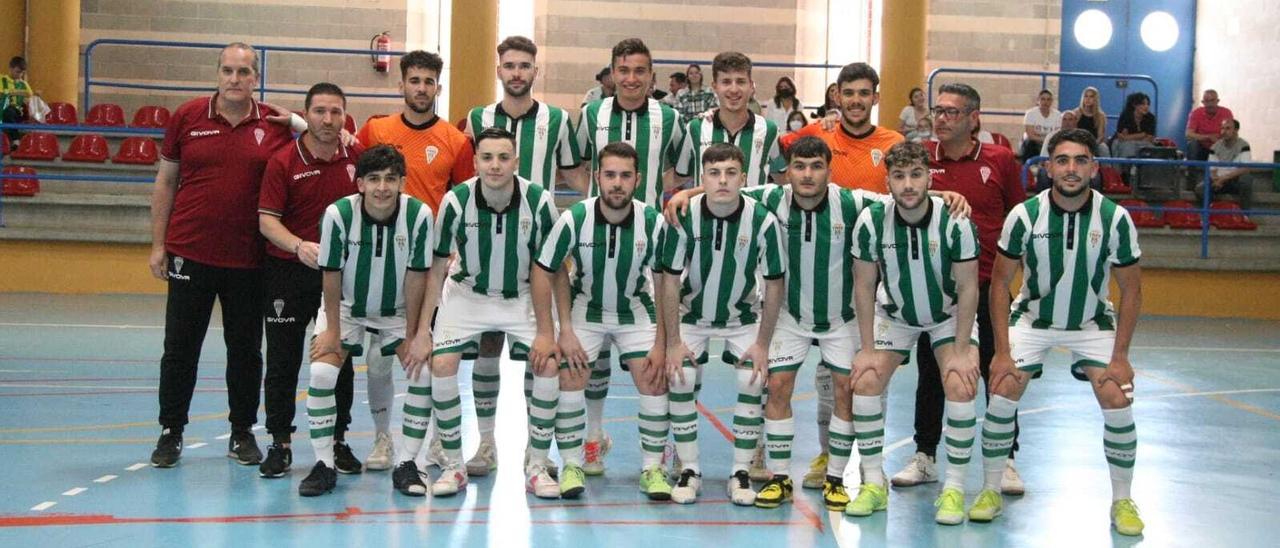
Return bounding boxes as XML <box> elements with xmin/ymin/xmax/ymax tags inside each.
<box><xmin>679</xmin><ymin>323</ymin><xmax>758</xmax><ymax>368</ymax></box>
<box><xmin>571</xmin><ymin>307</ymin><xmax>656</xmax><ymax>367</ymax></box>
<box><xmin>768</xmin><ymin>314</ymin><xmax>860</xmax><ymax>375</ymax></box>
<box><xmin>872</xmin><ymin>313</ymin><xmax>979</xmax><ymax>363</ymax></box>
<box><xmin>432</xmin><ymin>279</ymin><xmax>537</xmax><ymax>360</ymax></box>
<box><xmin>1010</xmin><ymin>323</ymin><xmax>1115</xmax><ymax>381</ymax></box>
<box><xmin>313</xmin><ymin>302</ymin><xmax>405</xmax><ymax>357</ymax></box>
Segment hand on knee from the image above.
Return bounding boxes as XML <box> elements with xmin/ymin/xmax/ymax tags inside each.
<box><xmin>851</xmin><ymin>368</ymin><xmax>883</xmax><ymax>396</ymax></box>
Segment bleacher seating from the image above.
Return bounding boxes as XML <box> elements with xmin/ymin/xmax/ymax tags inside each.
<box><xmin>1209</xmin><ymin>201</ymin><xmax>1258</xmax><ymax>231</ymax></box>
<box><xmin>1163</xmin><ymin>200</ymin><xmax>1204</xmax><ymax>229</ymax></box>
<box><xmin>2</xmin><ymin>166</ymin><xmax>39</xmax><ymax>196</ymax></box>
<box><xmin>1119</xmin><ymin>199</ymin><xmax>1164</xmax><ymax>228</ymax></box>
<box><xmin>11</xmin><ymin>132</ymin><xmax>61</xmax><ymax>161</ymax></box>
<box><xmin>2</xmin><ymin>132</ymin><xmax>8</xmax><ymax>156</ymax></box>
<box><xmin>989</xmin><ymin>132</ymin><xmax>1013</xmax><ymax>151</ymax></box>
<box><xmin>112</xmin><ymin>137</ymin><xmax>160</xmax><ymax>165</ymax></box>
<box><xmin>85</xmin><ymin>104</ymin><xmax>127</xmax><ymax>127</ymax></box>
<box><xmin>1100</xmin><ymin>166</ymin><xmax>1131</xmax><ymax>194</ymax></box>
<box><xmin>63</xmin><ymin>134</ymin><xmax>111</xmax><ymax>163</ymax></box>
<box><xmin>45</xmin><ymin>102</ymin><xmax>78</xmax><ymax>125</ymax></box>
<box><xmin>130</xmin><ymin>105</ymin><xmax>171</xmax><ymax>129</ymax></box>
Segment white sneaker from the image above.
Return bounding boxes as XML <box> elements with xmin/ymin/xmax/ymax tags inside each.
<box><xmin>424</xmin><ymin>436</ymin><xmax>446</xmax><ymax>468</ymax></box>
<box><xmin>728</xmin><ymin>470</ymin><xmax>756</xmax><ymax>506</ymax></box>
<box><xmin>525</xmin><ymin>464</ymin><xmax>560</xmax><ymax>499</ymax></box>
<box><xmin>582</xmin><ymin>434</ymin><xmax>612</xmax><ymax>476</ymax></box>
<box><xmin>431</xmin><ymin>466</ymin><xmax>467</xmax><ymax>496</ymax></box>
<box><xmin>671</xmin><ymin>469</ymin><xmax>701</xmax><ymax>504</ymax></box>
<box><xmin>748</xmin><ymin>443</ymin><xmax>770</xmax><ymax>482</ymax></box>
<box><xmin>365</xmin><ymin>432</ymin><xmax>394</xmax><ymax>471</ymax></box>
<box><xmin>1001</xmin><ymin>459</ymin><xmax>1026</xmax><ymax>496</ymax></box>
<box><xmin>523</xmin><ymin>450</ymin><xmax>559</xmax><ymax>480</ymax></box>
<box><xmin>465</xmin><ymin>439</ymin><xmax>497</xmax><ymax>477</ymax></box>
<box><xmin>890</xmin><ymin>452</ymin><xmax>938</xmax><ymax>487</ymax></box>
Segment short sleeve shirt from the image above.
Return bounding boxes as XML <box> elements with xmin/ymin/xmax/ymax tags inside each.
<box><xmin>258</xmin><ymin>137</ymin><xmax>362</xmax><ymax>261</ymax></box>
<box><xmin>355</xmin><ymin>114</ymin><xmax>475</xmax><ymax>214</ymax></box>
<box><xmin>779</xmin><ymin>123</ymin><xmax>904</xmax><ymax>194</ymax></box>
<box><xmin>317</xmin><ymin>194</ymin><xmax>434</xmax><ymax>319</ymax></box>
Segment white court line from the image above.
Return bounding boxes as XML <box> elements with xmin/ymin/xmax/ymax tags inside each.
<box><xmin>1131</xmin><ymin>345</ymin><xmax>1280</xmax><ymax>353</ymax></box>
<box><xmin>252</xmin><ymin>425</ymin><xmax>264</xmax><ymax>431</ymax></box>
<box><xmin>186</xmin><ymin>442</ymin><xmax>207</xmax><ymax>449</ymax></box>
<box><xmin>93</xmin><ymin>475</ymin><xmax>117</xmax><ymax>483</ymax></box>
<box><xmin>30</xmin><ymin>501</ymin><xmax>56</xmax><ymax>511</ymax></box>
<box><xmin>62</xmin><ymin>487</ymin><xmax>87</xmax><ymax>496</ymax></box>
<box><xmin>0</xmin><ymin>384</ymin><xmax>158</xmax><ymax>390</ymax></box>
<box><xmin>215</xmin><ymin>433</ymin><xmax>231</xmax><ymax>440</ymax></box>
<box><xmin>125</xmin><ymin>462</ymin><xmax>148</xmax><ymax>471</ymax></box>
<box><xmin>0</xmin><ymin>322</ymin><xmax>197</xmax><ymax>330</ymax></box>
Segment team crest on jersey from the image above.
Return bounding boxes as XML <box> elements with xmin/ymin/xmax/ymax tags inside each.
<box><xmin>736</xmin><ymin>235</ymin><xmax>750</xmax><ymax>249</ymax></box>
<box><xmin>929</xmin><ymin>240</ymin><xmax>940</xmax><ymax>256</ymax></box>
<box><xmin>635</xmin><ymin>239</ymin><xmax>647</xmax><ymax>255</ymax></box>
<box><xmin>870</xmin><ymin>149</ymin><xmax>884</xmax><ymax>166</ymax></box>
<box><xmin>395</xmin><ymin>234</ymin><xmax>407</xmax><ymax>251</ymax></box>
<box><xmin>537</xmin><ymin>126</ymin><xmax>548</xmax><ymax>140</ymax></box>
<box><xmin>831</xmin><ymin>222</ymin><xmax>845</xmax><ymax>238</ymax></box>
<box><xmin>519</xmin><ymin>218</ymin><xmax>532</xmax><ymax>234</ymax></box>
<box><xmin>979</xmin><ymin>166</ymin><xmax>992</xmax><ymax>185</ymax></box>
<box><xmin>426</xmin><ymin>145</ymin><xmax>439</xmax><ymax>164</ymax></box>
<box><xmin>273</xmin><ymin>299</ymin><xmax>285</xmax><ymax>317</ymax></box>
<box><xmin>753</xmin><ymin>137</ymin><xmax>765</xmax><ymax>154</ymax></box>
<box><xmin>1089</xmin><ymin>230</ymin><xmax>1102</xmax><ymax>247</ymax></box>
<box><xmin>346</xmin><ymin>164</ymin><xmax>356</xmax><ymax>182</ymax></box>
<box><xmin>253</xmin><ymin>128</ymin><xmax>265</xmax><ymax>146</ymax></box>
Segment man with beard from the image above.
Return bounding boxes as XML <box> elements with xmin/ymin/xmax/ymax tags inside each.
<box><xmin>354</xmin><ymin>50</ymin><xmax>476</xmax><ymax>471</ymax></box>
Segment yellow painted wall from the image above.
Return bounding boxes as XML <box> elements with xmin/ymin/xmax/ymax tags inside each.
<box><xmin>0</xmin><ymin>0</ymin><xmax>23</xmax><ymax>63</ymax></box>
<box><xmin>26</xmin><ymin>0</ymin><xmax>79</xmax><ymax>105</ymax></box>
<box><xmin>447</xmin><ymin>0</ymin><xmax>497</xmax><ymax>123</ymax></box>
<box><xmin>879</xmin><ymin>0</ymin><xmax>927</xmax><ymax>127</ymax></box>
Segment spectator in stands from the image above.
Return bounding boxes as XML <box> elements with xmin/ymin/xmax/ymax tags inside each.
<box><xmin>676</xmin><ymin>63</ymin><xmax>717</xmax><ymax>122</ymax></box>
<box><xmin>1111</xmin><ymin>92</ymin><xmax>1155</xmax><ymax>158</ymax></box>
<box><xmin>662</xmin><ymin>71</ymin><xmax>687</xmax><ymax>106</ymax></box>
<box><xmin>581</xmin><ymin>66</ymin><xmax>614</xmax><ymax>106</ymax></box>
<box><xmin>1035</xmin><ymin>110</ymin><xmax>1100</xmax><ymax>192</ymax></box>
<box><xmin>1</xmin><ymin>56</ymin><xmax>33</xmax><ymax>148</ymax></box>
<box><xmin>1039</xmin><ymin>109</ymin><xmax>1078</xmax><ymax>158</ymax></box>
<box><xmin>815</xmin><ymin>83</ymin><xmax>838</xmax><ymax>119</ymax></box>
<box><xmin>1185</xmin><ymin>89</ymin><xmax>1233</xmax><ymax>162</ymax></box>
<box><xmin>1021</xmin><ymin>89</ymin><xmax>1061</xmax><ymax>160</ymax></box>
<box><xmin>1074</xmin><ymin>86</ymin><xmax>1109</xmax><ymax>156</ymax></box>
<box><xmin>1199</xmin><ymin>118</ymin><xmax>1255</xmax><ymax>209</ymax></box>
<box><xmin>765</xmin><ymin>76</ymin><xmax>802</xmax><ymax>129</ymax></box>
<box><xmin>898</xmin><ymin>87</ymin><xmax>929</xmax><ymax>135</ymax></box>
<box><xmin>784</xmin><ymin>110</ymin><xmax>808</xmax><ymax>134</ymax></box>
<box><xmin>908</xmin><ymin>115</ymin><xmax>933</xmax><ymax>143</ymax></box>
<box><xmin>650</xmin><ymin>73</ymin><xmax>668</xmax><ymax>102</ymax></box>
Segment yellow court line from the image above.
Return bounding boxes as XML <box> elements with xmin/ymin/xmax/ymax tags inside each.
<box><xmin>0</xmin><ymin>390</ymin><xmax>308</xmax><ymax>434</ymax></box>
<box><xmin>1137</xmin><ymin>370</ymin><xmax>1280</xmax><ymax>422</ymax></box>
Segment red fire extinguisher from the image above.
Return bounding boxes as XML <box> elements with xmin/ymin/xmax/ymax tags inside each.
<box><xmin>371</xmin><ymin>32</ymin><xmax>392</xmax><ymax>73</ymax></box>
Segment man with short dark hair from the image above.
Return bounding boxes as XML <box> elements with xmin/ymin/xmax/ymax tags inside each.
<box><xmin>675</xmin><ymin>51</ymin><xmax>783</xmax><ymax>189</ymax></box>
<box><xmin>582</xmin><ymin>66</ymin><xmax>615</xmax><ymax>106</ymax></box>
<box><xmin>1201</xmin><ymin>118</ymin><xmax>1256</xmax><ymax>209</ymax></box>
<box><xmin>663</xmin><ymin>72</ymin><xmax>688</xmax><ymax>107</ymax></box>
<box><xmin>1185</xmin><ymin>89</ymin><xmax>1233</xmax><ymax>161</ymax></box>
<box><xmin>1021</xmin><ymin>89</ymin><xmax>1061</xmax><ymax>160</ymax></box>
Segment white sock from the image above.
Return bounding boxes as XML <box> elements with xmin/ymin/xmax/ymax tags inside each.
<box><xmin>852</xmin><ymin>394</ymin><xmax>886</xmax><ymax>485</ymax></box>
<box><xmin>396</xmin><ymin>373</ymin><xmax>431</xmax><ymax>464</ymax></box>
<box><xmin>764</xmin><ymin>417</ymin><xmax>795</xmax><ymax>476</ymax></box>
<box><xmin>638</xmin><ymin>393</ymin><xmax>669</xmax><ymax>470</ymax></box>
<box><xmin>527</xmin><ymin>375</ymin><xmax>559</xmax><ymax>470</ymax></box>
<box><xmin>364</xmin><ymin>351</ymin><xmax>394</xmax><ymax>435</ymax></box>
<box><xmin>731</xmin><ymin>368</ymin><xmax>764</xmax><ymax>473</ymax></box>
<box><xmin>827</xmin><ymin>416</ymin><xmax>854</xmax><ymax>479</ymax></box>
<box><xmin>1102</xmin><ymin>406</ymin><xmax>1137</xmax><ymax>501</ymax></box>
<box><xmin>306</xmin><ymin>362</ymin><xmax>340</xmax><ymax>467</ymax></box>
<box><xmin>585</xmin><ymin>356</ymin><xmax>611</xmax><ymax>440</ymax></box>
<box><xmin>471</xmin><ymin>355</ymin><xmax>501</xmax><ymax>443</ymax></box>
<box><xmin>668</xmin><ymin>365</ymin><xmax>700</xmax><ymax>474</ymax></box>
<box><xmin>431</xmin><ymin>374</ymin><xmax>462</xmax><ymax>467</ymax></box>
<box><xmin>943</xmin><ymin>399</ymin><xmax>977</xmax><ymax>490</ymax></box>
<box><xmin>815</xmin><ymin>365</ymin><xmax>834</xmax><ymax>451</ymax></box>
<box><xmin>556</xmin><ymin>389</ymin><xmax>587</xmax><ymax>467</ymax></box>
<box><xmin>981</xmin><ymin>395</ymin><xmax>1020</xmax><ymax>491</ymax></box>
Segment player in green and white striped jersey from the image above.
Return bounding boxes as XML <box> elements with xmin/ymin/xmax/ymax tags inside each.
<box><xmin>847</xmin><ymin>141</ymin><xmax>982</xmax><ymax>525</ymax></box>
<box><xmin>401</xmin><ymin>128</ymin><xmax>559</xmax><ymax>499</ymax></box>
<box><xmin>674</xmin><ymin>52</ymin><xmax>783</xmax><ymax>188</ymax></box>
<box><xmin>659</xmin><ymin>142</ymin><xmax>785</xmax><ymax>506</ymax></box>
<box><xmin>532</xmin><ymin>141</ymin><xmax>673</xmax><ymax>501</ymax></box>
<box><xmin>977</xmin><ymin>129</ymin><xmax>1145</xmax><ymax>536</ymax></box>
<box><xmin>576</xmin><ymin>38</ymin><xmax>684</xmax><ymax>207</ymax></box>
<box><xmin>308</xmin><ymin>146</ymin><xmax>432</xmax><ymax>497</ymax></box>
<box><xmin>461</xmin><ymin>35</ymin><xmax>586</xmax><ymax>479</ymax></box>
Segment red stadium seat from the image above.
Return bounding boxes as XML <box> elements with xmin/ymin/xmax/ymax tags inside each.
<box><xmin>1</xmin><ymin>132</ymin><xmax>8</xmax><ymax>156</ymax></box>
<box><xmin>45</xmin><ymin>102</ymin><xmax>78</xmax><ymax>125</ymax></box>
<box><xmin>2</xmin><ymin>166</ymin><xmax>39</xmax><ymax>196</ymax></box>
<box><xmin>63</xmin><ymin>134</ymin><xmax>110</xmax><ymax>163</ymax></box>
<box><xmin>85</xmin><ymin>103</ymin><xmax>126</xmax><ymax>127</ymax></box>
<box><xmin>1163</xmin><ymin>200</ymin><xmax>1204</xmax><ymax>229</ymax></box>
<box><xmin>1209</xmin><ymin>201</ymin><xmax>1258</xmax><ymax>230</ymax></box>
<box><xmin>1118</xmin><ymin>199</ymin><xmax>1164</xmax><ymax>228</ymax></box>
<box><xmin>1153</xmin><ymin>137</ymin><xmax>1178</xmax><ymax>149</ymax></box>
<box><xmin>10</xmin><ymin>132</ymin><xmax>60</xmax><ymax>160</ymax></box>
<box><xmin>1100</xmin><ymin>166</ymin><xmax>1130</xmax><ymax>194</ymax></box>
<box><xmin>112</xmin><ymin>137</ymin><xmax>159</xmax><ymax>165</ymax></box>
<box><xmin>989</xmin><ymin>132</ymin><xmax>1014</xmax><ymax>151</ymax></box>
<box><xmin>130</xmin><ymin>105</ymin><xmax>172</xmax><ymax>129</ymax></box>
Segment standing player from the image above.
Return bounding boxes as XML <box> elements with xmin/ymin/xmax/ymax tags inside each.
<box><xmin>354</xmin><ymin>50</ymin><xmax>477</xmax><ymax>470</ymax></box>
<box><xmin>533</xmin><ymin>142</ymin><xmax>672</xmax><ymax>500</ymax></box>
<box><xmin>403</xmin><ymin>128</ymin><xmax>559</xmax><ymax>497</ymax></box>
<box><xmin>844</xmin><ymin>141</ymin><xmax>982</xmax><ymax>525</ymax></box>
<box><xmin>300</xmin><ymin>145</ymin><xmax>433</xmax><ymax>496</ymax></box>
<box><xmin>972</xmin><ymin>129</ymin><xmax>1144</xmax><ymax>536</ymax></box>
<box><xmin>461</xmin><ymin>35</ymin><xmax>585</xmax><ymax>477</ymax></box>
<box><xmin>674</xmin><ymin>51</ymin><xmax>783</xmax><ymax>188</ymax></box>
<box><xmin>257</xmin><ymin>83</ymin><xmax>363</xmax><ymax>479</ymax></box>
<box><xmin>575</xmin><ymin>37</ymin><xmax>685</xmax><ymax>476</ymax></box>
<box><xmin>659</xmin><ymin>143</ymin><xmax>784</xmax><ymax>506</ymax></box>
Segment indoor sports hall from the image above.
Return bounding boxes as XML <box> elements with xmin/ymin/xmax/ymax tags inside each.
<box><xmin>2</xmin><ymin>1</ymin><xmax>1278</xmax><ymax>546</ymax></box>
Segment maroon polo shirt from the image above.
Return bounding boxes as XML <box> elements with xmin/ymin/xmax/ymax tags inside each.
<box><xmin>925</xmin><ymin>139</ymin><xmax>1026</xmax><ymax>282</ymax></box>
<box><xmin>160</xmin><ymin>94</ymin><xmax>293</xmax><ymax>269</ymax></box>
<box><xmin>258</xmin><ymin>136</ymin><xmax>363</xmax><ymax>261</ymax></box>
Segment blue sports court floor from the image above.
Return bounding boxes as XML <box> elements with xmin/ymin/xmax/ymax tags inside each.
<box><xmin>1</xmin><ymin>293</ymin><xmax>1278</xmax><ymax>547</ymax></box>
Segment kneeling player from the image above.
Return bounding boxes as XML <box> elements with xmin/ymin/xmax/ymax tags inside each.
<box><xmin>845</xmin><ymin>141</ymin><xmax>982</xmax><ymax>525</ymax></box>
<box><xmin>301</xmin><ymin>145</ymin><xmax>433</xmax><ymax>496</ymax></box>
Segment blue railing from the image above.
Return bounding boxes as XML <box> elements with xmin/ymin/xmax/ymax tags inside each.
<box><xmin>927</xmin><ymin>68</ymin><xmax>1159</xmax><ymax>126</ymax></box>
<box><xmin>1020</xmin><ymin>155</ymin><xmax>1279</xmax><ymax>259</ymax></box>
<box><xmin>82</xmin><ymin>39</ymin><xmax>412</xmax><ymax>112</ymax></box>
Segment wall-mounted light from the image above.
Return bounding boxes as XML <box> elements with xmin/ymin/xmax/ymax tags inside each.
<box><xmin>1140</xmin><ymin>11</ymin><xmax>1179</xmax><ymax>52</ymax></box>
<box><xmin>1073</xmin><ymin>9</ymin><xmax>1113</xmax><ymax>50</ymax></box>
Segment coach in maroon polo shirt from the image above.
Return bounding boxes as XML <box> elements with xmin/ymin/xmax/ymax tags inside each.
<box><xmin>889</xmin><ymin>82</ymin><xmax>1030</xmax><ymax>493</ymax></box>
<box><xmin>148</xmin><ymin>42</ymin><xmax>294</xmax><ymax>468</ymax></box>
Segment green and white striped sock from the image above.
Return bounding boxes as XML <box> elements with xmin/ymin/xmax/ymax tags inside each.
<box><xmin>981</xmin><ymin>395</ymin><xmax>1020</xmax><ymax>491</ymax></box>
<box><xmin>1102</xmin><ymin>406</ymin><xmax>1137</xmax><ymax>501</ymax></box>
<box><xmin>585</xmin><ymin>357</ymin><xmax>612</xmax><ymax>440</ymax></box>
<box><xmin>396</xmin><ymin>374</ymin><xmax>432</xmax><ymax>464</ymax></box>
<box><xmin>527</xmin><ymin>375</ymin><xmax>559</xmax><ymax>469</ymax></box>
<box><xmin>556</xmin><ymin>389</ymin><xmax>587</xmax><ymax>467</ymax></box>
<box><xmin>943</xmin><ymin>399</ymin><xmax>977</xmax><ymax>490</ymax></box>
<box><xmin>853</xmin><ymin>394</ymin><xmax>886</xmax><ymax>485</ymax></box>
<box><xmin>472</xmin><ymin>356</ymin><xmax>501</xmax><ymax>443</ymax></box>
<box><xmin>731</xmin><ymin>368</ymin><xmax>764</xmax><ymax>473</ymax></box>
<box><xmin>432</xmin><ymin>374</ymin><xmax>463</xmax><ymax>467</ymax></box>
<box><xmin>668</xmin><ymin>365</ymin><xmax>700</xmax><ymax>473</ymax></box>
<box><xmin>638</xmin><ymin>394</ymin><xmax>669</xmax><ymax>469</ymax></box>
<box><xmin>827</xmin><ymin>416</ymin><xmax>855</xmax><ymax>478</ymax></box>
<box><xmin>764</xmin><ymin>417</ymin><xmax>795</xmax><ymax>476</ymax></box>
<box><xmin>307</xmin><ymin>362</ymin><xmax>340</xmax><ymax>467</ymax></box>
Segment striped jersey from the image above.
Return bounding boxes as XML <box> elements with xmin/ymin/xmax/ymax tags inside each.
<box><xmin>467</xmin><ymin>101</ymin><xmax>581</xmax><ymax>192</ymax></box>
<box><xmin>318</xmin><ymin>194</ymin><xmax>434</xmax><ymax>318</ymax></box>
<box><xmin>659</xmin><ymin>194</ymin><xmax>785</xmax><ymax>328</ymax></box>
<box><xmin>998</xmin><ymin>189</ymin><xmax>1141</xmax><ymax>331</ymax></box>
<box><xmin>433</xmin><ymin>176</ymin><xmax>558</xmax><ymax>299</ymax></box>
<box><xmin>852</xmin><ymin>196</ymin><xmax>980</xmax><ymax>327</ymax></box>
<box><xmin>744</xmin><ymin>184</ymin><xmax>878</xmax><ymax>332</ymax></box>
<box><xmin>576</xmin><ymin>97</ymin><xmax>684</xmax><ymax>207</ymax></box>
<box><xmin>536</xmin><ymin>197</ymin><xmax>665</xmax><ymax>325</ymax></box>
<box><xmin>675</xmin><ymin>111</ymin><xmax>783</xmax><ymax>187</ymax></box>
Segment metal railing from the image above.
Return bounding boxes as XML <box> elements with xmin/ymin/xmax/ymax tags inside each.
<box><xmin>927</xmin><ymin>68</ymin><xmax>1159</xmax><ymax>126</ymax></box>
<box><xmin>1020</xmin><ymin>155</ymin><xmax>1280</xmax><ymax>259</ymax></box>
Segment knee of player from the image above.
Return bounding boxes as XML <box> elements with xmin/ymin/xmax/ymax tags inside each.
<box><xmin>1093</xmin><ymin>381</ymin><xmax>1132</xmax><ymax>409</ymax></box>
<box><xmin>851</xmin><ymin>369</ymin><xmax>883</xmax><ymax>396</ymax></box>
<box><xmin>766</xmin><ymin>372</ymin><xmax>796</xmax><ymax>397</ymax></box>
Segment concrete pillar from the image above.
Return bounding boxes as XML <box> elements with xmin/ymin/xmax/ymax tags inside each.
<box><xmin>27</xmin><ymin>0</ymin><xmax>80</xmax><ymax>105</ymax></box>
<box><xmin>448</xmin><ymin>0</ymin><xmax>497</xmax><ymax>123</ymax></box>
<box><xmin>0</xmin><ymin>0</ymin><xmax>24</xmax><ymax>64</ymax></box>
<box><xmin>879</xmin><ymin>0</ymin><xmax>928</xmax><ymax>125</ymax></box>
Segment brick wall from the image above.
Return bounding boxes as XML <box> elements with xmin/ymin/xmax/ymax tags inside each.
<box><xmin>1196</xmin><ymin>5</ymin><xmax>1278</xmax><ymax>161</ymax></box>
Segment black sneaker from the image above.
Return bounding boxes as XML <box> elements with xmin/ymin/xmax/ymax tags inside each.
<box><xmin>298</xmin><ymin>462</ymin><xmax>337</xmax><ymax>497</ymax></box>
<box><xmin>393</xmin><ymin>461</ymin><xmax>428</xmax><ymax>496</ymax></box>
<box><xmin>228</xmin><ymin>430</ymin><xmax>263</xmax><ymax>465</ymax></box>
<box><xmin>259</xmin><ymin>443</ymin><xmax>292</xmax><ymax>478</ymax></box>
<box><xmin>333</xmin><ymin>441</ymin><xmax>363</xmax><ymax>475</ymax></box>
<box><xmin>150</xmin><ymin>428</ymin><xmax>183</xmax><ymax>468</ymax></box>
